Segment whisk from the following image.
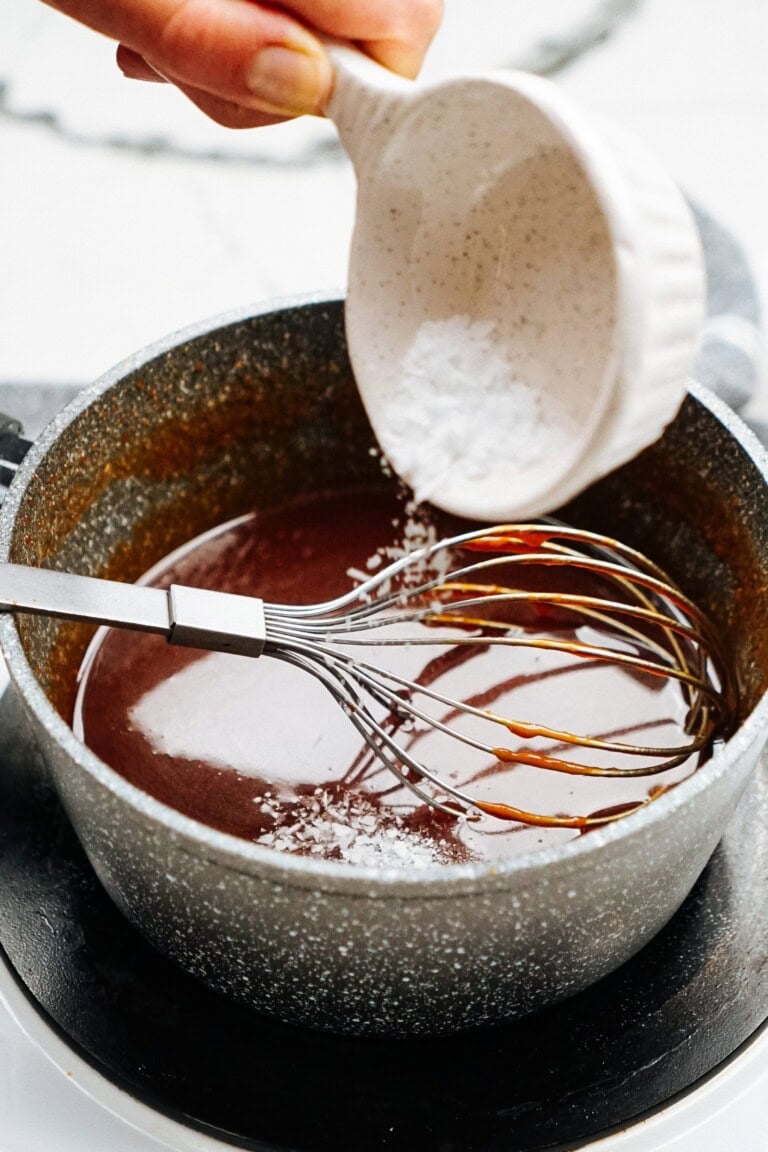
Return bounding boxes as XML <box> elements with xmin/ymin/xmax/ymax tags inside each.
<box><xmin>0</xmin><ymin>521</ymin><xmax>735</xmax><ymax>829</ymax></box>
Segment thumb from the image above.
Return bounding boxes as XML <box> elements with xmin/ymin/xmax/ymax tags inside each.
<box><xmin>46</xmin><ymin>0</ymin><xmax>334</xmax><ymax>116</ymax></box>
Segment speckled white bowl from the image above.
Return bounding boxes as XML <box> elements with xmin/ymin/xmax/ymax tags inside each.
<box><xmin>328</xmin><ymin>55</ymin><xmax>705</xmax><ymax>521</ymax></box>
<box><xmin>0</xmin><ymin>297</ymin><xmax>766</xmax><ymax>1036</ymax></box>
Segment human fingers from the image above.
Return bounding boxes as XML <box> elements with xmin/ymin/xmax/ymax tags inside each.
<box><xmin>160</xmin><ymin>78</ymin><xmax>289</xmax><ymax>128</ymax></box>
<box><xmin>44</xmin><ymin>0</ymin><xmax>333</xmax><ymax>117</ymax></box>
<box><xmin>116</xmin><ymin>44</ymin><xmax>166</xmax><ymax>83</ymax></box>
<box><xmin>115</xmin><ymin>41</ymin><xmax>290</xmax><ymax>126</ymax></box>
<box><xmin>281</xmin><ymin>0</ymin><xmax>444</xmax><ymax>77</ymax></box>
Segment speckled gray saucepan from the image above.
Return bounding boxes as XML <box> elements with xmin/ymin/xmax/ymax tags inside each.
<box><xmin>1</xmin><ymin>296</ymin><xmax>768</xmax><ymax>1038</ymax></box>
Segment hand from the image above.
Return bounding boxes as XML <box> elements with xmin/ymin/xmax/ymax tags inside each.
<box><xmin>42</xmin><ymin>0</ymin><xmax>443</xmax><ymax>128</ymax></box>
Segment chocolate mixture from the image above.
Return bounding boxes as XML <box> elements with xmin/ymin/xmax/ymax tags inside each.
<box><xmin>74</xmin><ymin>488</ymin><xmax>702</xmax><ymax>865</ymax></box>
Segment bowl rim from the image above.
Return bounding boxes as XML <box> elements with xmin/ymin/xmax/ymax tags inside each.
<box><xmin>347</xmin><ymin>69</ymin><xmax>705</xmax><ymax>523</ymax></box>
<box><xmin>1</xmin><ymin>292</ymin><xmax>767</xmax><ymax>892</ymax></box>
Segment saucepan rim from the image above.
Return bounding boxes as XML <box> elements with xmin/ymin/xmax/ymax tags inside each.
<box><xmin>1</xmin><ymin>293</ymin><xmax>767</xmax><ymax>891</ymax></box>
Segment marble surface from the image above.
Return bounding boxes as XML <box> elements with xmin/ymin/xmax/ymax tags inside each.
<box><xmin>1</xmin><ymin>0</ymin><xmax>766</xmax><ymax>417</ymax></box>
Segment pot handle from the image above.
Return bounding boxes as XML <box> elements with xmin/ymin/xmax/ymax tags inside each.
<box><xmin>0</xmin><ymin>412</ymin><xmax>32</xmax><ymax>497</ymax></box>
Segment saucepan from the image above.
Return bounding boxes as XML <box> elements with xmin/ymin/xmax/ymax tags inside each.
<box><xmin>1</xmin><ymin>296</ymin><xmax>767</xmax><ymax>1037</ymax></box>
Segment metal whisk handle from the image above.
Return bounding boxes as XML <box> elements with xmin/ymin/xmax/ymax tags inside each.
<box><xmin>168</xmin><ymin>584</ymin><xmax>265</xmax><ymax>656</ymax></box>
<box><xmin>0</xmin><ymin>564</ymin><xmax>266</xmax><ymax>658</ymax></box>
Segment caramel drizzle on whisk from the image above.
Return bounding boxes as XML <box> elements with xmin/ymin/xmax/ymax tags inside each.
<box><xmin>263</xmin><ymin>523</ymin><xmax>736</xmax><ymax>831</ymax></box>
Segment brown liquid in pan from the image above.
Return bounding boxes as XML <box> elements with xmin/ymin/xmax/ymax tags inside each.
<box><xmin>74</xmin><ymin>488</ymin><xmax>702</xmax><ymax>865</ymax></box>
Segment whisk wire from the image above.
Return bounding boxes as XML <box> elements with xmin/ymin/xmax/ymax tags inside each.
<box><xmin>261</xmin><ymin>522</ymin><xmax>734</xmax><ymax>829</ymax></box>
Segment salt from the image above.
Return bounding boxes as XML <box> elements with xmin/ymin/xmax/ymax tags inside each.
<box><xmin>346</xmin><ymin>497</ymin><xmax>449</xmax><ymax>599</ymax></box>
<box><xmin>383</xmin><ymin>315</ymin><xmax>575</xmax><ymax>507</ymax></box>
<box><xmin>254</xmin><ymin>787</ymin><xmax>455</xmax><ymax>868</ymax></box>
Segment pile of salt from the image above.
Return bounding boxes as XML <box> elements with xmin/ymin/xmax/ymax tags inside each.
<box><xmin>382</xmin><ymin>315</ymin><xmax>575</xmax><ymax>509</ymax></box>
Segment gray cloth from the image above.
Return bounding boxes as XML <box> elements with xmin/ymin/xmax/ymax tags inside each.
<box><xmin>693</xmin><ymin>203</ymin><xmax>763</xmax><ymax>427</ymax></box>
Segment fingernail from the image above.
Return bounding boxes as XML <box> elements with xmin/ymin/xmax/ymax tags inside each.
<box><xmin>247</xmin><ymin>45</ymin><xmax>331</xmax><ymax>116</ymax></box>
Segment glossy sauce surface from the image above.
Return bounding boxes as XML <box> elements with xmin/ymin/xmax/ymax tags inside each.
<box><xmin>74</xmin><ymin>488</ymin><xmax>701</xmax><ymax>865</ymax></box>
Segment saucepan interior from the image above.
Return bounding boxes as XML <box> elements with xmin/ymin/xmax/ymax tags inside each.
<box><xmin>1</xmin><ymin>296</ymin><xmax>768</xmax><ymax>1035</ymax></box>
<box><xmin>6</xmin><ymin>298</ymin><xmax>768</xmax><ymax>740</ymax></box>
